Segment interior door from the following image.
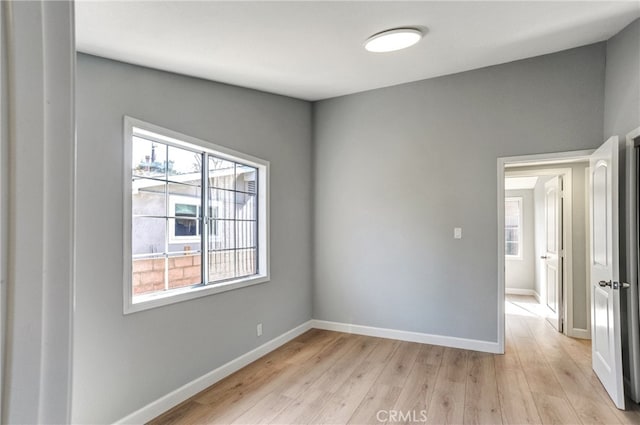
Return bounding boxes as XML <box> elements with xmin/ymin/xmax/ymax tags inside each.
<box><xmin>590</xmin><ymin>136</ymin><xmax>625</xmax><ymax>409</ymax></box>
<box><xmin>543</xmin><ymin>176</ymin><xmax>563</xmax><ymax>331</ymax></box>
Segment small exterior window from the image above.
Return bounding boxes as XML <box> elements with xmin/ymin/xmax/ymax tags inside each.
<box><xmin>505</xmin><ymin>197</ymin><xmax>523</xmax><ymax>259</ymax></box>
<box><xmin>124</xmin><ymin>117</ymin><xmax>269</xmax><ymax>313</ymax></box>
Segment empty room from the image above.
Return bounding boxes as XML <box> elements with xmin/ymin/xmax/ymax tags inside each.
<box><xmin>1</xmin><ymin>1</ymin><xmax>640</xmax><ymax>424</ymax></box>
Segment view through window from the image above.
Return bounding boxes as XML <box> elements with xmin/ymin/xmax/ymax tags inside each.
<box><xmin>505</xmin><ymin>197</ymin><xmax>522</xmax><ymax>257</ymax></box>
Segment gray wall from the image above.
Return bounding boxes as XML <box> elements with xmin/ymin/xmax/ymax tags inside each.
<box><xmin>505</xmin><ymin>189</ymin><xmax>535</xmax><ymax>291</ymax></box>
<box><xmin>73</xmin><ymin>54</ymin><xmax>313</xmax><ymax>423</ymax></box>
<box><xmin>604</xmin><ymin>18</ymin><xmax>639</xmax><ymax>140</ymax></box>
<box><xmin>313</xmin><ymin>44</ymin><xmax>605</xmax><ymax>343</ymax></box>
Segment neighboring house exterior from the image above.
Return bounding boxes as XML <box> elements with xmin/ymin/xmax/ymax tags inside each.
<box><xmin>131</xmin><ymin>140</ymin><xmax>257</xmax><ymax>294</ymax></box>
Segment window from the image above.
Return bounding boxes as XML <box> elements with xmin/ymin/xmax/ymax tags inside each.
<box><xmin>505</xmin><ymin>197</ymin><xmax>522</xmax><ymax>258</ymax></box>
<box><xmin>125</xmin><ymin>117</ymin><xmax>269</xmax><ymax>313</ymax></box>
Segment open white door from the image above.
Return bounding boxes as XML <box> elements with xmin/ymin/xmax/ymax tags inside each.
<box><xmin>544</xmin><ymin>176</ymin><xmax>563</xmax><ymax>331</ymax></box>
<box><xmin>590</xmin><ymin>136</ymin><xmax>625</xmax><ymax>409</ymax></box>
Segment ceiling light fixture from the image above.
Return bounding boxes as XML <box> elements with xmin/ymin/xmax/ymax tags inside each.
<box><xmin>364</xmin><ymin>28</ymin><xmax>423</xmax><ymax>53</ymax></box>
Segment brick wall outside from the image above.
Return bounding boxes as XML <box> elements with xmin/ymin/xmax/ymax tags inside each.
<box><xmin>132</xmin><ymin>250</ymin><xmax>256</xmax><ymax>295</ymax></box>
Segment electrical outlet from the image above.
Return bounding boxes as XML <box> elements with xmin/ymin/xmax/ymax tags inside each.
<box><xmin>454</xmin><ymin>227</ymin><xmax>462</xmax><ymax>239</ymax></box>
<box><xmin>257</xmin><ymin>323</ymin><xmax>263</xmax><ymax>337</ymax></box>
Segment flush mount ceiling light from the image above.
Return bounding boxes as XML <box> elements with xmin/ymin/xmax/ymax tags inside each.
<box><xmin>364</xmin><ymin>28</ymin><xmax>423</xmax><ymax>53</ymax></box>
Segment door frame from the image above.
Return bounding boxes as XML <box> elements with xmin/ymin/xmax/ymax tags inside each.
<box><xmin>2</xmin><ymin>1</ymin><xmax>76</xmax><ymax>422</ymax></box>
<box><xmin>625</xmin><ymin>126</ymin><xmax>640</xmax><ymax>402</ymax></box>
<box><xmin>497</xmin><ymin>149</ymin><xmax>593</xmax><ymax>353</ymax></box>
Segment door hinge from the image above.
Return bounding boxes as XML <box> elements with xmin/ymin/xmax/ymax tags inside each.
<box><xmin>613</xmin><ymin>281</ymin><xmax>631</xmax><ymax>290</ymax></box>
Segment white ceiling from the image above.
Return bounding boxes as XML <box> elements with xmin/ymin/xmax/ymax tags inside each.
<box><xmin>505</xmin><ymin>176</ymin><xmax>539</xmax><ymax>190</ymax></box>
<box><xmin>75</xmin><ymin>1</ymin><xmax>640</xmax><ymax>101</ymax></box>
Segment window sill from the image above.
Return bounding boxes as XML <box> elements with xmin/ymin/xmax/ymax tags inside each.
<box><xmin>124</xmin><ymin>274</ymin><xmax>270</xmax><ymax>314</ymax></box>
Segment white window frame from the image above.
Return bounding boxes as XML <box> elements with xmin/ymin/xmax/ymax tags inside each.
<box><xmin>123</xmin><ymin>116</ymin><xmax>270</xmax><ymax>314</ymax></box>
<box><xmin>505</xmin><ymin>196</ymin><xmax>523</xmax><ymax>260</ymax></box>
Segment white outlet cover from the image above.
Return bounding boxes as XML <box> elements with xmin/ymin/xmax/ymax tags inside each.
<box><xmin>454</xmin><ymin>227</ymin><xmax>462</xmax><ymax>239</ymax></box>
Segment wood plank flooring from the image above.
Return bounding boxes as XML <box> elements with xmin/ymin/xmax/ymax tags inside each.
<box><xmin>150</xmin><ymin>296</ymin><xmax>640</xmax><ymax>424</ymax></box>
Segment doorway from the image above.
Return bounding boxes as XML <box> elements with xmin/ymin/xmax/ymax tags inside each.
<box><xmin>497</xmin><ymin>149</ymin><xmax>594</xmax><ymax>354</ymax></box>
<box><xmin>504</xmin><ymin>166</ymin><xmax>590</xmax><ymax>337</ymax></box>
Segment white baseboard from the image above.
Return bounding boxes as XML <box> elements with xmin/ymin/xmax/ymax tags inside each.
<box><xmin>310</xmin><ymin>319</ymin><xmax>501</xmax><ymax>354</ymax></box>
<box><xmin>568</xmin><ymin>327</ymin><xmax>591</xmax><ymax>340</ymax></box>
<box><xmin>115</xmin><ymin>320</ymin><xmax>314</xmax><ymax>424</ymax></box>
<box><xmin>533</xmin><ymin>291</ymin><xmax>541</xmax><ymax>303</ymax></box>
<box><xmin>117</xmin><ymin>318</ymin><xmax>503</xmax><ymax>423</ymax></box>
<box><xmin>505</xmin><ymin>288</ymin><xmax>538</xmax><ymax>297</ymax></box>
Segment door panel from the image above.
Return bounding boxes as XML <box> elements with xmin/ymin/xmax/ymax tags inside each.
<box><xmin>544</xmin><ymin>176</ymin><xmax>562</xmax><ymax>331</ymax></box>
<box><xmin>590</xmin><ymin>136</ymin><xmax>625</xmax><ymax>409</ymax></box>
<box><xmin>546</xmin><ymin>264</ymin><xmax>558</xmax><ymax>313</ymax></box>
<box><xmin>593</xmin><ymin>163</ymin><xmax>608</xmax><ymax>267</ymax></box>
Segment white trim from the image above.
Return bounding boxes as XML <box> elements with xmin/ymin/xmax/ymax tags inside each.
<box><xmin>310</xmin><ymin>320</ymin><xmax>501</xmax><ymax>354</ymax></box>
<box><xmin>3</xmin><ymin>2</ymin><xmax>75</xmax><ymax>422</ymax></box>
<box><xmin>115</xmin><ymin>320</ymin><xmax>314</xmax><ymax>424</ymax></box>
<box><xmin>569</xmin><ymin>328</ymin><xmax>591</xmax><ymax>339</ymax></box>
<box><xmin>585</xmin><ymin>167</ymin><xmax>592</xmax><ymax>339</ymax></box>
<box><xmin>497</xmin><ymin>160</ymin><xmax>506</xmax><ymax>354</ymax></box>
<box><xmin>498</xmin><ymin>150</ymin><xmax>593</xmax><ymax>354</ymax></box>
<box><xmin>0</xmin><ymin>5</ymin><xmax>6</xmax><ymax>420</ymax></box>
<box><xmin>505</xmin><ymin>288</ymin><xmax>537</xmax><ymax>296</ymax></box>
<box><xmin>129</xmin><ymin>274</ymin><xmax>270</xmax><ymax>313</ymax></box>
<box><xmin>123</xmin><ymin>116</ymin><xmax>270</xmax><ymax>314</ymax></box>
<box><xmin>533</xmin><ymin>290</ymin><xmax>541</xmax><ymax>303</ymax></box>
<box><xmin>127</xmin><ymin>116</ymin><xmax>269</xmax><ymax>167</ymax></box>
<box><xmin>504</xmin><ymin>150</ymin><xmax>595</xmax><ymax>168</ymax></box>
<box><xmin>504</xmin><ymin>288</ymin><xmax>542</xmax><ymax>304</ymax></box>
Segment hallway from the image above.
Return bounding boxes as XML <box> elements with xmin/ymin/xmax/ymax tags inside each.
<box><xmin>505</xmin><ymin>295</ymin><xmax>640</xmax><ymax>423</ymax></box>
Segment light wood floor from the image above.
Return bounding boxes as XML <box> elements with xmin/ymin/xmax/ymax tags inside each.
<box><xmin>151</xmin><ymin>296</ymin><xmax>640</xmax><ymax>424</ymax></box>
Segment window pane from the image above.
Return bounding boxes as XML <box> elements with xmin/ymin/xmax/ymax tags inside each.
<box><xmin>236</xmin><ymin>220</ymin><xmax>256</xmax><ymax>249</ymax></box>
<box><xmin>133</xmin><ymin>255</ymin><xmax>166</xmax><ymax>296</ymax></box>
<box><xmin>505</xmin><ymin>200</ymin><xmax>520</xmax><ymax>216</ymax></box>
<box><xmin>235</xmin><ymin>193</ymin><xmax>257</xmax><ymax>221</ymax></box>
<box><xmin>208</xmin><ymin>250</ymin><xmax>235</xmax><ymax>282</ymax></box>
<box><xmin>505</xmin><ymin>227</ymin><xmax>519</xmax><ymax>243</ymax></box>
<box><xmin>209</xmin><ymin>219</ymin><xmax>235</xmax><ymax>251</ymax></box>
<box><xmin>168</xmin><ymin>145</ymin><xmax>201</xmax><ymax>182</ymax></box>
<box><xmin>236</xmin><ymin>164</ymin><xmax>257</xmax><ymax>194</ymax></box>
<box><xmin>172</xmin><ymin>217</ymin><xmax>198</xmax><ymax>237</ymax></box>
<box><xmin>168</xmin><ymin>217</ymin><xmax>201</xmax><ymax>253</ymax></box>
<box><xmin>236</xmin><ymin>248</ymin><xmax>257</xmax><ymax>277</ymax></box>
<box><xmin>505</xmin><ymin>198</ymin><xmax>521</xmax><ymax>256</ymax></box>
<box><xmin>132</xmin><ymin>180</ymin><xmax>166</xmax><ymax>217</ymax></box>
<box><xmin>132</xmin><ymin>137</ymin><xmax>166</xmax><ymax>178</ymax></box>
<box><xmin>209</xmin><ymin>188</ymin><xmax>235</xmax><ymax>219</ymax></box>
<box><xmin>132</xmin><ymin>217</ymin><xmax>166</xmax><ymax>255</ymax></box>
<box><xmin>168</xmin><ymin>184</ymin><xmax>201</xmax><ymax>213</ymax></box>
<box><xmin>168</xmin><ymin>253</ymin><xmax>202</xmax><ymax>289</ymax></box>
<box><xmin>209</xmin><ymin>157</ymin><xmax>236</xmax><ymax>190</ymax></box>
